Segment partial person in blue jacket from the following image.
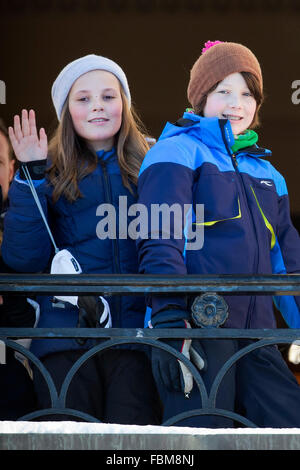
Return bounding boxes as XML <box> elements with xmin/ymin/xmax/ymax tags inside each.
<box><xmin>0</xmin><ymin>118</ymin><xmax>38</xmax><ymax>420</ymax></box>
<box><xmin>3</xmin><ymin>55</ymin><xmax>161</xmax><ymax>424</ymax></box>
<box><xmin>137</xmin><ymin>40</ymin><xmax>300</xmax><ymax>427</ymax></box>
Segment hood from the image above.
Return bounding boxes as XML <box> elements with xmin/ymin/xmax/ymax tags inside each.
<box><xmin>158</xmin><ymin>112</ymin><xmax>235</xmax><ymax>154</ymax></box>
<box><xmin>158</xmin><ymin>112</ymin><xmax>271</xmax><ymax>159</ymax></box>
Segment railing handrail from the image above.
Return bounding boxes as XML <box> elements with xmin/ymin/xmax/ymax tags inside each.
<box><xmin>1</xmin><ymin>327</ymin><xmax>300</xmax><ymax>340</ymax></box>
<box><xmin>0</xmin><ymin>273</ymin><xmax>299</xmax><ymax>295</ymax></box>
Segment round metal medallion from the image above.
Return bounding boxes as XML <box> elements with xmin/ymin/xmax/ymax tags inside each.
<box><xmin>191</xmin><ymin>292</ymin><xmax>229</xmax><ymax>328</ymax></box>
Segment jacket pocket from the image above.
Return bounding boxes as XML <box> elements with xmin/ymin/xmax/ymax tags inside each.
<box><xmin>193</xmin><ymin>173</ymin><xmax>241</xmax><ymax>226</ymax></box>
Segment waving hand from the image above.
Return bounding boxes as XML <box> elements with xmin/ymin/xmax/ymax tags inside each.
<box><xmin>8</xmin><ymin>109</ymin><xmax>48</xmax><ymax>162</ymax></box>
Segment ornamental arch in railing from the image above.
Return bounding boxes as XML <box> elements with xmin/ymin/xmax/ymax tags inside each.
<box><xmin>0</xmin><ymin>273</ymin><xmax>300</xmax><ymax>426</ymax></box>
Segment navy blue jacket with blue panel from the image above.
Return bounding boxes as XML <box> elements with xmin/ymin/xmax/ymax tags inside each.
<box><xmin>2</xmin><ymin>149</ymin><xmax>145</xmax><ymax>358</ymax></box>
<box><xmin>137</xmin><ymin>112</ymin><xmax>300</xmax><ymax>329</ymax></box>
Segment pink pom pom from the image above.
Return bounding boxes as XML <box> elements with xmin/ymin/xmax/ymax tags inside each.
<box><xmin>201</xmin><ymin>40</ymin><xmax>223</xmax><ymax>55</ymax></box>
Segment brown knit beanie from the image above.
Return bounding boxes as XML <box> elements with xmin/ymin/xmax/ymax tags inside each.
<box><xmin>187</xmin><ymin>41</ymin><xmax>263</xmax><ymax>110</ymax></box>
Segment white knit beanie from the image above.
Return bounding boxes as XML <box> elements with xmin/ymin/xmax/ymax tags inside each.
<box><xmin>51</xmin><ymin>54</ymin><xmax>131</xmax><ymax>120</ymax></box>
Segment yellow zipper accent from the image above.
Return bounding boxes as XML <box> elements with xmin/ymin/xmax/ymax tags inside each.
<box><xmin>250</xmin><ymin>185</ymin><xmax>276</xmax><ymax>249</ymax></box>
<box><xmin>194</xmin><ymin>197</ymin><xmax>241</xmax><ymax>226</ymax></box>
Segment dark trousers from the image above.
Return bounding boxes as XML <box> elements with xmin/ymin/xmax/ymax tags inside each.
<box><xmin>156</xmin><ymin>339</ymin><xmax>300</xmax><ymax>428</ymax></box>
<box><xmin>33</xmin><ymin>348</ymin><xmax>162</xmax><ymax>424</ymax></box>
<box><xmin>0</xmin><ymin>349</ymin><xmax>37</xmax><ymax>420</ymax></box>
<box><xmin>156</xmin><ymin>339</ymin><xmax>237</xmax><ymax>428</ymax></box>
<box><xmin>235</xmin><ymin>340</ymin><xmax>300</xmax><ymax>428</ymax></box>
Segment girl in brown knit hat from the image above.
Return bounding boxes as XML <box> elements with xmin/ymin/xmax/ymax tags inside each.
<box><xmin>136</xmin><ymin>40</ymin><xmax>300</xmax><ymax>428</ymax></box>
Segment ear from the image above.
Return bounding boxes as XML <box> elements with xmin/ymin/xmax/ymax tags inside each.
<box><xmin>8</xmin><ymin>159</ymin><xmax>15</xmax><ymax>182</ymax></box>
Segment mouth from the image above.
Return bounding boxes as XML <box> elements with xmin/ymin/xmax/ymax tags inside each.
<box><xmin>88</xmin><ymin>118</ymin><xmax>109</xmax><ymax>123</ymax></box>
<box><xmin>222</xmin><ymin>114</ymin><xmax>243</xmax><ymax>121</ymax></box>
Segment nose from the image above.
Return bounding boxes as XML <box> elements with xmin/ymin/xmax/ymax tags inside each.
<box><xmin>92</xmin><ymin>96</ymin><xmax>104</xmax><ymax>111</ymax></box>
<box><xmin>229</xmin><ymin>93</ymin><xmax>242</xmax><ymax>109</ymax></box>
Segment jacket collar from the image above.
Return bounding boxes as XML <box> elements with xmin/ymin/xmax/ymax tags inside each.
<box><xmin>158</xmin><ymin>112</ymin><xmax>234</xmax><ymax>153</ymax></box>
<box><xmin>96</xmin><ymin>147</ymin><xmax>116</xmax><ymax>161</ymax></box>
<box><xmin>158</xmin><ymin>112</ymin><xmax>271</xmax><ymax>159</ymax></box>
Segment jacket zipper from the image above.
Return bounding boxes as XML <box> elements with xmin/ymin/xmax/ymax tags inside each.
<box><xmin>230</xmin><ymin>151</ymin><xmax>259</xmax><ymax>327</ymax></box>
<box><xmin>232</xmin><ymin>154</ymin><xmax>238</xmax><ymax>169</ymax></box>
<box><xmin>99</xmin><ymin>158</ymin><xmax>121</xmax><ymax>324</ymax></box>
<box><xmin>218</xmin><ymin>122</ymin><xmax>260</xmax><ymax>326</ymax></box>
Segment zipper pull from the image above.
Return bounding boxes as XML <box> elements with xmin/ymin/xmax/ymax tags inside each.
<box><xmin>232</xmin><ymin>154</ymin><xmax>238</xmax><ymax>168</ymax></box>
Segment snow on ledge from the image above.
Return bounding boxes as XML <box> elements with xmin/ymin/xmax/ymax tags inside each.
<box><xmin>1</xmin><ymin>421</ymin><xmax>300</xmax><ymax>435</ymax></box>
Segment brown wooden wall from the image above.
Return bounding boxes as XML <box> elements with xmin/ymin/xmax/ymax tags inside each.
<box><xmin>1</xmin><ymin>0</ymin><xmax>299</xmax><ymax>224</ymax></box>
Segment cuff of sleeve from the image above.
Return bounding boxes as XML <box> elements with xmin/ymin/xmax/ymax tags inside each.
<box><xmin>19</xmin><ymin>160</ymin><xmax>47</xmax><ymax>180</ymax></box>
<box><xmin>15</xmin><ymin>170</ymin><xmax>46</xmax><ymax>187</ymax></box>
<box><xmin>151</xmin><ymin>308</ymin><xmax>189</xmax><ymax>328</ymax></box>
<box><xmin>151</xmin><ymin>295</ymin><xmax>187</xmax><ymax>316</ymax></box>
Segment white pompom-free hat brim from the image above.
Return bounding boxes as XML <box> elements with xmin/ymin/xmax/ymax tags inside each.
<box><xmin>51</xmin><ymin>54</ymin><xmax>131</xmax><ymax>120</ymax></box>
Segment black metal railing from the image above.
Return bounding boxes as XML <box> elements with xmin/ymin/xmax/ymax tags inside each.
<box><xmin>1</xmin><ymin>273</ymin><xmax>300</xmax><ymax>427</ymax></box>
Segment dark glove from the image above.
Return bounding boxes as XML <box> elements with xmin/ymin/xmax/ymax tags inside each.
<box><xmin>0</xmin><ymin>295</ymin><xmax>36</xmax><ymax>327</ymax></box>
<box><xmin>151</xmin><ymin>309</ymin><xmax>206</xmax><ymax>396</ymax></box>
<box><xmin>77</xmin><ymin>296</ymin><xmax>112</xmax><ymax>329</ymax></box>
<box><xmin>76</xmin><ymin>296</ymin><xmax>112</xmax><ymax>346</ymax></box>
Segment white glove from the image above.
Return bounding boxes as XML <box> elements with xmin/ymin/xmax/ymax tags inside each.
<box><xmin>178</xmin><ymin>321</ymin><xmax>206</xmax><ymax>396</ymax></box>
<box><xmin>50</xmin><ymin>249</ymin><xmax>111</xmax><ymax>328</ymax></box>
<box><xmin>96</xmin><ymin>296</ymin><xmax>112</xmax><ymax>328</ymax></box>
<box><xmin>14</xmin><ymin>298</ymin><xmax>40</xmax><ymax>369</ymax></box>
<box><xmin>50</xmin><ymin>249</ymin><xmax>82</xmax><ymax>306</ymax></box>
<box><xmin>288</xmin><ymin>342</ymin><xmax>300</xmax><ymax>364</ymax></box>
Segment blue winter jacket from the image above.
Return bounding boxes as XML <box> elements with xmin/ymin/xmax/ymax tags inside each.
<box><xmin>137</xmin><ymin>112</ymin><xmax>300</xmax><ymax>329</ymax></box>
<box><xmin>2</xmin><ymin>149</ymin><xmax>146</xmax><ymax>357</ymax></box>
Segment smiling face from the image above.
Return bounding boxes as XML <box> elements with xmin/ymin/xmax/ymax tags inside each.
<box><xmin>203</xmin><ymin>72</ymin><xmax>257</xmax><ymax>136</ymax></box>
<box><xmin>68</xmin><ymin>69</ymin><xmax>123</xmax><ymax>151</ymax></box>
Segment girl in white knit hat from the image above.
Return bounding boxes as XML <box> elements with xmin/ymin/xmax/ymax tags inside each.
<box><xmin>3</xmin><ymin>54</ymin><xmax>161</xmax><ymax>424</ymax></box>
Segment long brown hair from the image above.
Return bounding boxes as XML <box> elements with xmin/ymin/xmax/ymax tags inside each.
<box><xmin>47</xmin><ymin>85</ymin><xmax>149</xmax><ymax>203</ymax></box>
<box><xmin>194</xmin><ymin>71</ymin><xmax>264</xmax><ymax>129</ymax></box>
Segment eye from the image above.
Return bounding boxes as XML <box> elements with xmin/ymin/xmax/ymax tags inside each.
<box><xmin>243</xmin><ymin>91</ymin><xmax>252</xmax><ymax>97</ymax></box>
<box><xmin>103</xmin><ymin>94</ymin><xmax>115</xmax><ymax>100</ymax></box>
<box><xmin>77</xmin><ymin>96</ymin><xmax>89</xmax><ymax>102</ymax></box>
<box><xmin>217</xmin><ymin>89</ymin><xmax>229</xmax><ymax>94</ymax></box>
